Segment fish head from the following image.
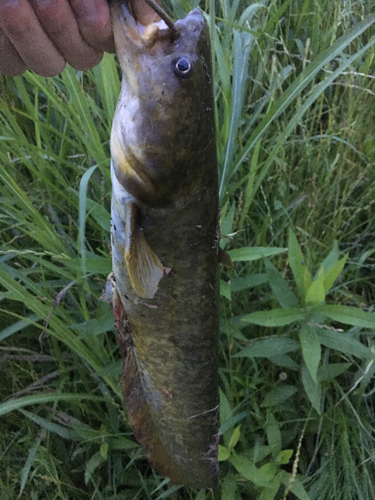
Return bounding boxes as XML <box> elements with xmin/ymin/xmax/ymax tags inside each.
<box><xmin>110</xmin><ymin>1</ymin><xmax>216</xmax><ymax>205</ymax></box>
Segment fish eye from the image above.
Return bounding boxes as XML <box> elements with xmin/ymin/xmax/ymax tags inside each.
<box><xmin>173</xmin><ymin>56</ymin><xmax>193</xmax><ymax>79</ymax></box>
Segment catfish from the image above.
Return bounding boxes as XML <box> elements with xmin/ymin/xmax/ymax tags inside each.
<box><xmin>109</xmin><ymin>0</ymin><xmax>219</xmax><ymax>488</ymax></box>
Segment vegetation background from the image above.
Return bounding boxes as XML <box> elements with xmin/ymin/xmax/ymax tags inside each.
<box><xmin>1</xmin><ymin>0</ymin><xmax>375</xmax><ymax>498</ymax></box>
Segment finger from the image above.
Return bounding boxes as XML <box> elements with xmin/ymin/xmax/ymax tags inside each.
<box><xmin>29</xmin><ymin>0</ymin><xmax>103</xmax><ymax>71</ymax></box>
<box><xmin>132</xmin><ymin>0</ymin><xmax>160</xmax><ymax>26</ymax></box>
<box><xmin>0</xmin><ymin>0</ymin><xmax>65</xmax><ymax>77</ymax></box>
<box><xmin>68</xmin><ymin>0</ymin><xmax>115</xmax><ymax>53</ymax></box>
<box><xmin>0</xmin><ymin>27</ymin><xmax>26</xmax><ymax>76</ymax></box>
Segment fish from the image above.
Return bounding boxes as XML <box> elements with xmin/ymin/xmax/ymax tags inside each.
<box><xmin>109</xmin><ymin>0</ymin><xmax>219</xmax><ymax>488</ymax></box>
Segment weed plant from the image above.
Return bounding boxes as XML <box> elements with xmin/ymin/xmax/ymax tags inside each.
<box><xmin>0</xmin><ymin>0</ymin><xmax>375</xmax><ymax>499</ymax></box>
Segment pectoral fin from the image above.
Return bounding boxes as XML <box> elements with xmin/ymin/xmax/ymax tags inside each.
<box><xmin>124</xmin><ymin>202</ymin><xmax>164</xmax><ymax>299</ymax></box>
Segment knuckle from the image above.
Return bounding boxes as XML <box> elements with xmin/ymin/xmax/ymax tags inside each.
<box><xmin>35</xmin><ymin>0</ymin><xmax>54</xmax><ymax>15</ymax></box>
<box><xmin>0</xmin><ymin>0</ymin><xmax>21</xmax><ymax>18</ymax></box>
<box><xmin>80</xmin><ymin>13</ymin><xmax>108</xmax><ymax>37</ymax></box>
<box><xmin>0</xmin><ymin>1</ymin><xmax>31</xmax><ymax>35</ymax></box>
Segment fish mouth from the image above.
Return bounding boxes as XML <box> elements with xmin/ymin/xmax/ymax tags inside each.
<box><xmin>111</xmin><ymin>0</ymin><xmax>177</xmax><ymax>55</ymax></box>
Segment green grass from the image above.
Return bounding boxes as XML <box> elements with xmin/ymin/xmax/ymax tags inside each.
<box><xmin>1</xmin><ymin>0</ymin><xmax>375</xmax><ymax>498</ymax></box>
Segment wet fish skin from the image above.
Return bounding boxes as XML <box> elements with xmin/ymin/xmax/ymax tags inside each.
<box><xmin>110</xmin><ymin>0</ymin><xmax>219</xmax><ymax>488</ymax></box>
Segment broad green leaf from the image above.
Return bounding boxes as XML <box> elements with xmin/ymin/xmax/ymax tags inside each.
<box><xmin>100</xmin><ymin>442</ymin><xmax>109</xmax><ymax>460</ymax></box>
<box><xmin>230</xmin><ymin>273</ymin><xmax>268</xmax><ymax>292</ymax></box>
<box><xmin>320</xmin><ymin>240</ymin><xmax>339</xmax><ymax>275</ymax></box>
<box><xmin>229</xmin><ymin>453</ymin><xmax>259</xmax><ymax>484</ymax></box>
<box><xmin>268</xmin><ymin>354</ymin><xmax>299</xmax><ymax>370</ymax></box>
<box><xmin>302</xmin><ymin>266</ymin><xmax>312</xmax><ymax>297</ymax></box>
<box><xmin>262</xmin><ymin>385</ymin><xmax>298</xmax><ymax>407</ymax></box>
<box><xmin>228</xmin><ymin>425</ymin><xmax>241</xmax><ymax>449</ymax></box>
<box><xmin>218</xmin><ymin>445</ymin><xmax>230</xmax><ymax>462</ymax></box>
<box><xmin>259</xmin><ymin>462</ymin><xmax>278</xmax><ymax>482</ymax></box>
<box><xmin>238</xmin><ymin>140</ymin><xmax>261</xmax><ymax>227</ymax></box>
<box><xmin>228</xmin><ymin>247</ymin><xmax>287</xmax><ymax>262</ymax></box>
<box><xmin>301</xmin><ymin>364</ymin><xmax>321</xmax><ymax>413</ymax></box>
<box><xmin>288</xmin><ymin>228</ymin><xmax>305</xmax><ymax>297</ymax></box>
<box><xmin>241</xmin><ymin>308</ymin><xmax>304</xmax><ymax>327</ymax></box>
<box><xmin>219</xmin><ymin>411</ymin><xmax>251</xmax><ymax>436</ymax></box>
<box><xmin>282</xmin><ymin>475</ymin><xmax>311</xmax><ymax>500</ymax></box>
<box><xmin>317</xmin><ymin>330</ymin><xmax>372</xmax><ymax>359</ymax></box>
<box><xmin>108</xmin><ymin>437</ymin><xmax>138</xmax><ymax>451</ymax></box>
<box><xmin>221</xmin><ymin>474</ymin><xmax>237</xmax><ymax>500</ymax></box>
<box><xmin>85</xmin><ymin>451</ymin><xmax>106</xmax><ymax>485</ymax></box>
<box><xmin>220</xmin><ymin>202</ymin><xmax>236</xmax><ymax>249</ymax></box>
<box><xmin>318</xmin><ymin>363</ymin><xmax>352</xmax><ymax>382</ymax></box>
<box><xmin>229</xmin><ymin>453</ymin><xmax>275</xmax><ymax>487</ymax></box>
<box><xmin>70</xmin><ymin>310</ymin><xmax>115</xmax><ymax>338</ymax></box>
<box><xmin>305</xmin><ymin>267</ymin><xmax>325</xmax><ymax>305</ymax></box>
<box><xmin>299</xmin><ymin>325</ymin><xmax>321</xmax><ymax>383</ymax></box>
<box><xmin>316</xmin><ymin>304</ymin><xmax>375</xmax><ymax>328</ymax></box>
<box><xmin>323</xmin><ymin>253</ymin><xmax>348</xmax><ymax>293</ymax></box>
<box><xmin>235</xmin><ymin>337</ymin><xmax>300</xmax><ymax>358</ymax></box>
<box><xmin>220</xmin><ymin>279</ymin><xmax>231</xmax><ymax>300</ymax></box>
<box><xmin>266</xmin><ymin>412</ymin><xmax>281</xmax><ymax>458</ymax></box>
<box><xmin>71</xmin><ymin>425</ymin><xmax>104</xmax><ymax>441</ymax></box>
<box><xmin>264</xmin><ymin>258</ymin><xmax>299</xmax><ymax>308</ymax></box>
<box><xmin>278</xmin><ymin>449</ymin><xmax>293</xmax><ymax>465</ymax></box>
<box><xmin>219</xmin><ymin>389</ymin><xmax>232</xmax><ymax>427</ymax></box>
<box><xmin>259</xmin><ymin>478</ymin><xmax>282</xmax><ymax>500</ymax></box>
<box><xmin>253</xmin><ymin>444</ymin><xmax>273</xmax><ymax>464</ymax></box>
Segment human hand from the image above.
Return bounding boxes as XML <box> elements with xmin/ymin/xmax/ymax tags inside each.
<box><xmin>0</xmin><ymin>0</ymin><xmax>115</xmax><ymax>77</ymax></box>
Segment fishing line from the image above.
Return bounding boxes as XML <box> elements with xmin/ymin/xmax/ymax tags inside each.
<box><xmin>144</xmin><ymin>0</ymin><xmax>175</xmax><ymax>30</ymax></box>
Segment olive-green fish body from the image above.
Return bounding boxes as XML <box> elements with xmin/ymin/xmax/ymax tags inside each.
<box><xmin>110</xmin><ymin>1</ymin><xmax>219</xmax><ymax>488</ymax></box>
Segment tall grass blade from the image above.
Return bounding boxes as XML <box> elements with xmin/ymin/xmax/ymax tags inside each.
<box><xmin>219</xmin><ymin>29</ymin><xmax>253</xmax><ymax>200</ymax></box>
<box><xmin>79</xmin><ymin>165</ymin><xmax>98</xmax><ymax>276</ymax></box>
<box><xmin>0</xmin><ymin>393</ymin><xmax>108</xmax><ymax>416</ymax></box>
<box><xmin>229</xmin><ymin>14</ymin><xmax>375</xmax><ymax>192</ymax></box>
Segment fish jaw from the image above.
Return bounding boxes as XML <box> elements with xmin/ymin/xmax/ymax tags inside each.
<box><xmin>110</xmin><ymin>0</ymin><xmax>172</xmax><ymax>69</ymax></box>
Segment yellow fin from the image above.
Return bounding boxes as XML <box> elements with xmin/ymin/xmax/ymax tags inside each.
<box><xmin>124</xmin><ymin>202</ymin><xmax>164</xmax><ymax>299</ymax></box>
